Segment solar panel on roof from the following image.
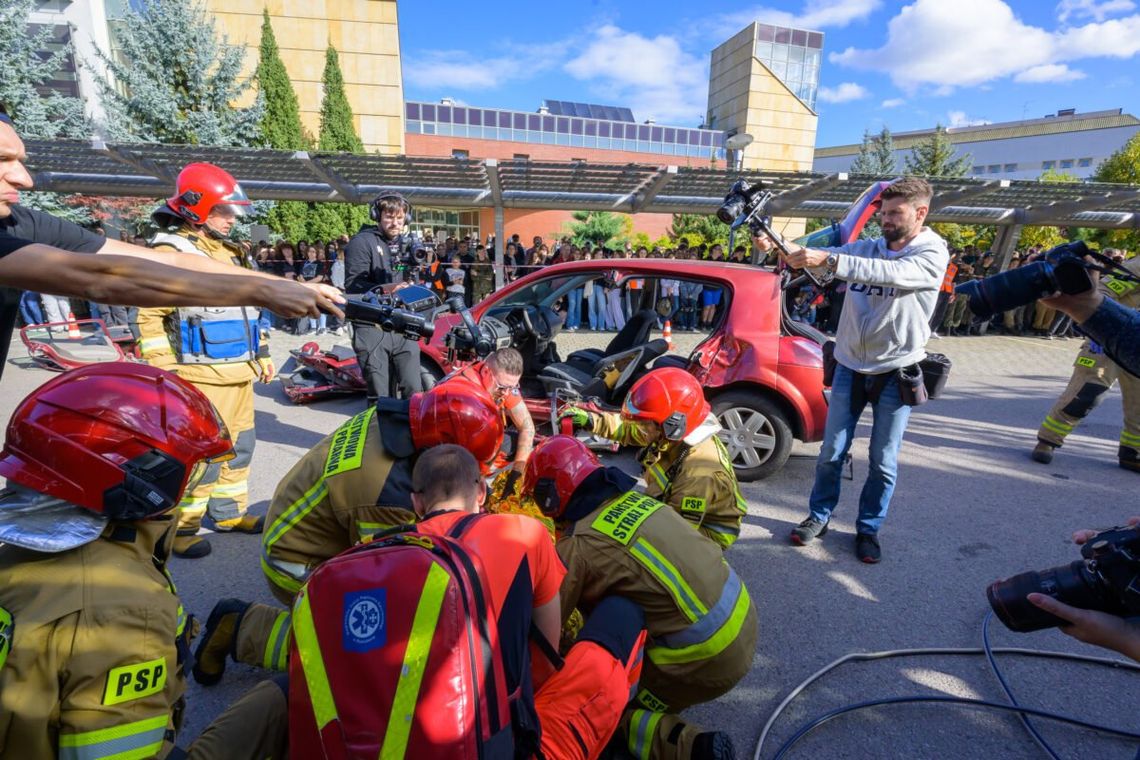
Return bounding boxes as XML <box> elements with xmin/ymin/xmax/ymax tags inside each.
<box><xmin>543</xmin><ymin>100</ymin><xmax>636</xmax><ymax>122</ymax></box>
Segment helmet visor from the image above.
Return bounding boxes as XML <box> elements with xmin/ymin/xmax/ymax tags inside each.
<box><xmin>216</xmin><ymin>183</ymin><xmax>252</xmax><ymax>216</ymax></box>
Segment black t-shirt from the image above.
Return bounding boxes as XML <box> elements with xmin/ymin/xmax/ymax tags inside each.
<box><xmin>0</xmin><ymin>206</ymin><xmax>107</xmax><ymax>380</ymax></box>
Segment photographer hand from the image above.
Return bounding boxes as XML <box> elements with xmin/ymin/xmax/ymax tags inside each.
<box><xmin>752</xmin><ymin>233</ymin><xmax>776</xmax><ymax>254</ymax></box>
<box><xmin>1040</xmin><ymin>265</ymin><xmax>1103</xmax><ymax>323</ymax></box>
<box><xmin>1027</xmin><ymin>593</ymin><xmax>1140</xmax><ymax>662</ymax></box>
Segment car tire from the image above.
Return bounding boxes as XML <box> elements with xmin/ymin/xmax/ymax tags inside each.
<box><xmin>712</xmin><ymin>391</ymin><xmax>793</xmax><ymax>481</ymax></box>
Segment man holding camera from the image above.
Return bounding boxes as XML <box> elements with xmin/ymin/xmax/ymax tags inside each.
<box><xmin>755</xmin><ymin>177</ymin><xmax>948</xmax><ymax>563</ymax></box>
<box><xmin>344</xmin><ymin>192</ymin><xmax>424</xmax><ymax>403</ymax></box>
<box><xmin>1031</xmin><ymin>250</ymin><xmax>1140</xmax><ymax>472</ymax></box>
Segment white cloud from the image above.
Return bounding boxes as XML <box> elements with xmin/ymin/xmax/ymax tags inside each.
<box><xmin>715</xmin><ymin>0</ymin><xmax>882</xmax><ymax>33</ymax></box>
<box><xmin>817</xmin><ymin>82</ymin><xmax>870</xmax><ymax>103</ymax></box>
<box><xmin>404</xmin><ymin>47</ymin><xmax>558</xmax><ymax>91</ymax></box>
<box><xmin>830</xmin><ymin>0</ymin><xmax>1140</xmax><ymax>93</ymax></box>
<box><xmin>563</xmin><ymin>25</ymin><xmax>708</xmax><ymax>124</ymax></box>
<box><xmin>947</xmin><ymin>110</ymin><xmax>992</xmax><ymax>127</ymax></box>
<box><xmin>1013</xmin><ymin>63</ymin><xmax>1087</xmax><ymax>82</ymax></box>
<box><xmin>881</xmin><ymin>97</ymin><xmax>906</xmax><ymax>108</ymax></box>
<box><xmin>1056</xmin><ymin>0</ymin><xmax>1135</xmax><ymax>24</ymax></box>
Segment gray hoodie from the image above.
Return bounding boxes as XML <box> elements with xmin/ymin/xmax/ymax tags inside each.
<box><xmin>824</xmin><ymin>228</ymin><xmax>949</xmax><ymax>374</ymax></box>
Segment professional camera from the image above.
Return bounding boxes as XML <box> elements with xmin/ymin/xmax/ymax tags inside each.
<box><xmin>717</xmin><ymin>179</ymin><xmax>771</xmax><ymax>228</ymax></box>
<box><xmin>956</xmin><ymin>241</ymin><xmax>1099</xmax><ymax>320</ymax></box>
<box><xmin>986</xmin><ymin>524</ymin><xmax>1140</xmax><ymax>632</ymax></box>
<box><xmin>443</xmin><ymin>296</ymin><xmax>515</xmax><ymax>359</ymax></box>
<box><xmin>343</xmin><ymin>284</ymin><xmax>438</xmax><ymax>340</ymax></box>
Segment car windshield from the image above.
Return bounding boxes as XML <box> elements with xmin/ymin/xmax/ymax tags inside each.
<box><xmin>491</xmin><ymin>273</ymin><xmax>597</xmax><ymax>310</ymax></box>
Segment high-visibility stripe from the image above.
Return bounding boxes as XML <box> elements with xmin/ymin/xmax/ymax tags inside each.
<box><xmin>357</xmin><ymin>521</ymin><xmax>401</xmax><ymax>542</ymax></box>
<box><xmin>627</xmin><ymin>709</ymin><xmax>663</xmax><ymax>760</ymax></box>
<box><xmin>1041</xmin><ymin>416</ymin><xmax>1072</xmax><ymax>436</ymax></box>
<box><xmin>264</xmin><ymin>480</ymin><xmax>328</xmax><ymax>550</ymax></box>
<box><xmin>645</xmin><ymin>464</ymin><xmax>668</xmax><ymax>491</ymax></box>
<box><xmin>264</xmin><ymin>610</ymin><xmax>291</xmax><ymax>671</ymax></box>
<box><xmin>177</xmin><ymin>494</ymin><xmax>209</xmax><ymax>516</ymax></box>
<box><xmin>292</xmin><ymin>589</ymin><xmax>338</xmax><ymax>730</ymax></box>
<box><xmin>137</xmin><ymin>336</ymin><xmax>170</xmax><ymax>356</ymax></box>
<box><xmin>1120</xmin><ymin>431</ymin><xmax>1140</xmax><ymax>446</ymax></box>
<box><xmin>712</xmin><ymin>437</ymin><xmax>748</xmax><ymax>514</ymax></box>
<box><xmin>656</xmin><ymin>566</ymin><xmax>743</xmax><ymax>649</ymax></box>
<box><xmin>209</xmin><ymin>482</ymin><xmax>248</xmax><ymax>497</ymax></box>
<box><xmin>59</xmin><ymin>714</ymin><xmax>168</xmax><ymax>760</ymax></box>
<box><xmin>380</xmin><ymin>562</ymin><xmax>451</xmax><ymax>760</ymax></box>
<box><xmin>260</xmin><ymin>551</ymin><xmax>306</xmax><ymax>597</ymax></box>
<box><xmin>630</xmin><ymin>538</ymin><xmax>707</xmax><ymax>623</ymax></box>
<box><xmin>648</xmin><ymin>578</ymin><xmax>751</xmax><ymax>666</ymax></box>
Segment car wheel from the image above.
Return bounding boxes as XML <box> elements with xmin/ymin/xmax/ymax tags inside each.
<box><xmin>712</xmin><ymin>391</ymin><xmax>793</xmax><ymax>481</ymax></box>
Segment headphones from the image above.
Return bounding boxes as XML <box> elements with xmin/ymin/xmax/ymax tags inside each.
<box><xmin>369</xmin><ymin>192</ymin><xmax>412</xmax><ymax>223</ymax></box>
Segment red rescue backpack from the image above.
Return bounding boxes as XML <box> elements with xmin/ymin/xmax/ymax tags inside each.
<box><xmin>288</xmin><ymin>515</ymin><xmax>543</xmax><ymax>759</ymax></box>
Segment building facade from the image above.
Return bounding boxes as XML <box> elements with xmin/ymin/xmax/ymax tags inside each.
<box><xmin>29</xmin><ymin>0</ymin><xmax>116</xmax><ymax>124</ymax></box>
<box><xmin>814</xmin><ymin>109</ymin><xmax>1140</xmax><ymax>181</ymax></box>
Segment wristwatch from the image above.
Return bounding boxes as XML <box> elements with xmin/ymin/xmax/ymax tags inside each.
<box><xmin>825</xmin><ymin>253</ymin><xmax>839</xmax><ymax>273</ymax></box>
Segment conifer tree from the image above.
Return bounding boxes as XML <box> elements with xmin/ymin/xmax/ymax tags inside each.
<box><xmin>903</xmin><ymin>124</ymin><xmax>971</xmax><ymax>177</ymax></box>
<box><xmin>310</xmin><ymin>45</ymin><xmax>370</xmax><ymax>239</ymax></box>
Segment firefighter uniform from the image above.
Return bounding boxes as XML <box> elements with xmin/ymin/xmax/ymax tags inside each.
<box><xmin>557</xmin><ymin>489</ymin><xmax>758</xmax><ymax>760</ymax></box>
<box><xmin>223</xmin><ymin>406</ymin><xmax>416</xmax><ymax>674</ymax></box>
<box><xmin>0</xmin><ymin>517</ymin><xmax>287</xmax><ymax>759</ymax></box>
<box><xmin>590</xmin><ymin>411</ymin><xmax>746</xmax><ymax>549</ymax></box>
<box><xmin>135</xmin><ymin>227</ymin><xmax>264</xmax><ymax>547</ymax></box>
<box><xmin>1037</xmin><ymin>256</ymin><xmax>1140</xmax><ymax>468</ymax></box>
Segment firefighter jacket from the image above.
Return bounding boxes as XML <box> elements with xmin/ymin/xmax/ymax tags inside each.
<box><xmin>0</xmin><ymin>517</ymin><xmax>189</xmax><ymax>759</ymax></box>
<box><xmin>134</xmin><ymin>226</ymin><xmax>261</xmax><ymax>386</ymax></box>
<box><xmin>1102</xmin><ymin>255</ymin><xmax>1140</xmax><ymax>311</ymax></box>
<box><xmin>260</xmin><ymin>406</ymin><xmax>417</xmax><ymax>598</ymax></box>
<box><xmin>556</xmin><ymin>474</ymin><xmax>757</xmax><ymax>699</ymax></box>
<box><xmin>591</xmin><ymin>411</ymin><xmax>746</xmax><ymax>549</ymax></box>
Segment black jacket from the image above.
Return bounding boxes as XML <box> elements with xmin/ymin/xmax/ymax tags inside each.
<box><xmin>344</xmin><ymin>226</ymin><xmax>397</xmax><ymax>294</ymax></box>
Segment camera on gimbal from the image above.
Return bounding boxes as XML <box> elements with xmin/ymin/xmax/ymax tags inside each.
<box><xmin>987</xmin><ymin>524</ymin><xmax>1140</xmax><ymax>632</ymax></box>
<box><xmin>717</xmin><ymin>179</ymin><xmax>771</xmax><ymax>231</ymax></box>
<box><xmin>444</xmin><ymin>297</ymin><xmax>514</xmax><ymax>359</ymax></box>
<box><xmin>343</xmin><ymin>284</ymin><xmax>437</xmax><ymax>340</ymax></box>
<box><xmin>956</xmin><ymin>241</ymin><xmax>1099</xmax><ymax>320</ymax></box>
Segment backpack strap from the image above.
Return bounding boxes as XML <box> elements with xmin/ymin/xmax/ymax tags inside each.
<box><xmin>529</xmin><ymin>622</ymin><xmax>565</xmax><ymax>671</ymax></box>
<box><xmin>447</xmin><ymin>512</ymin><xmax>485</xmax><ymax>540</ymax></box>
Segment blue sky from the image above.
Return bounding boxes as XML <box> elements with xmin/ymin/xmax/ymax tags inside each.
<box><xmin>398</xmin><ymin>0</ymin><xmax>1140</xmax><ymax>147</ymax></box>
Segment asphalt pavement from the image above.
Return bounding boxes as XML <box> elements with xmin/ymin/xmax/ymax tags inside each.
<box><xmin>2</xmin><ymin>328</ymin><xmax>1138</xmax><ymax>759</ymax></box>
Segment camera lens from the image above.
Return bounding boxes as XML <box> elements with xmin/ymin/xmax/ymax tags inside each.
<box><xmin>957</xmin><ymin>262</ymin><xmax>1057</xmax><ymax>321</ymax></box>
<box><xmin>986</xmin><ymin>559</ymin><xmax>1106</xmax><ymax>632</ymax></box>
<box><xmin>716</xmin><ymin>197</ymin><xmax>744</xmax><ymax>225</ymax></box>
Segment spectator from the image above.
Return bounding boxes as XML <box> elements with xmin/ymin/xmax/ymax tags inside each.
<box><xmin>730</xmin><ymin>244</ymin><xmax>749</xmax><ymax>264</ymax></box>
<box><xmin>791</xmin><ymin>289</ymin><xmax>816</xmax><ymax>325</ymax></box>
<box><xmin>660</xmin><ymin>268</ymin><xmax>680</xmax><ymax>325</ymax></box>
<box><xmin>563</xmin><ymin>248</ymin><xmax>583</xmax><ymax>331</ymax></box>
<box><xmin>700</xmin><ymin>244</ymin><xmax>725</xmax><ymax>328</ymax></box>
<box><xmin>678</xmin><ymin>267</ymin><xmax>703</xmax><ymax>331</ymax></box>
<box><xmin>39</xmin><ymin>292</ymin><xmax>71</xmax><ymax>333</ymax></box>
<box><xmin>942</xmin><ymin>262</ymin><xmax>975</xmax><ymax>336</ymax></box>
<box><xmin>444</xmin><ymin>253</ymin><xmax>467</xmax><ymax>303</ymax></box>
<box><xmin>297</xmin><ymin>245</ymin><xmax>328</xmax><ymax>334</ymax></box>
<box><xmin>470</xmin><ymin>244</ymin><xmax>495</xmax><ymax>303</ymax></box>
<box><xmin>274</xmin><ymin>242</ymin><xmax>297</xmax><ymax>280</ymax></box>
<box><xmin>604</xmin><ymin>268</ymin><xmax>625</xmax><ymax>332</ymax></box>
<box><xmin>326</xmin><ymin>244</ymin><xmax>346</xmax><ymax>336</ymax></box>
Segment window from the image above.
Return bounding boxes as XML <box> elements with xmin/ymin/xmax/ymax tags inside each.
<box><xmin>1042</xmin><ymin>160</ymin><xmax>1055</xmax><ymax>170</ymax></box>
<box><xmin>1003</xmin><ymin>163</ymin><xmax>1017</xmax><ymax>172</ymax></box>
<box><xmin>1060</xmin><ymin>159</ymin><xmax>1074</xmax><ymax>169</ymax></box>
<box><xmin>988</xmin><ymin>164</ymin><xmax>1000</xmax><ymax>173</ymax></box>
<box><xmin>451</xmin><ymin>149</ymin><xmax>469</xmax><ymax>160</ymax></box>
<box><xmin>973</xmin><ymin>166</ymin><xmax>985</xmax><ymax>175</ymax></box>
<box><xmin>1078</xmin><ymin>158</ymin><xmax>1092</xmax><ymax>168</ymax></box>
<box><xmin>513</xmin><ymin>153</ymin><xmax>529</xmax><ymax>161</ymax></box>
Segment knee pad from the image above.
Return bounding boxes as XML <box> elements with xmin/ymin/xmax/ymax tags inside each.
<box><xmin>1061</xmin><ymin>382</ymin><xmax>1110</xmax><ymax>418</ymax></box>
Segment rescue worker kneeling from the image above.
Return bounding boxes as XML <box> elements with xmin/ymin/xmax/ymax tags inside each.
<box><xmin>0</xmin><ymin>364</ymin><xmax>287</xmax><ymax>759</ymax></box>
<box><xmin>524</xmin><ymin>436</ymin><xmax>758</xmax><ymax>760</ymax></box>
<box><xmin>192</xmin><ymin>378</ymin><xmax>505</xmax><ymax>685</ymax></box>
<box><xmin>561</xmin><ymin>367</ymin><xmax>746</xmax><ymax>549</ymax></box>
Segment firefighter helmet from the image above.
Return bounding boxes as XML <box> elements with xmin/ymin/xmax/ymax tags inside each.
<box><xmin>166</xmin><ymin>162</ymin><xmax>251</xmax><ymax>225</ymax></box>
<box><xmin>522</xmin><ymin>435</ymin><xmax>602</xmax><ymax>518</ymax></box>
<box><xmin>622</xmin><ymin>367</ymin><xmax>710</xmax><ymax>441</ymax></box>
<box><xmin>409</xmin><ymin>378</ymin><xmax>504</xmax><ymax>472</ymax></box>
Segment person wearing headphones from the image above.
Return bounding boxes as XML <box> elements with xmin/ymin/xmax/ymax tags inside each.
<box><xmin>344</xmin><ymin>192</ymin><xmax>423</xmax><ymax>402</ymax></box>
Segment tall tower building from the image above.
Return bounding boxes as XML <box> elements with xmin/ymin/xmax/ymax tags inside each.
<box><xmin>204</xmin><ymin>0</ymin><xmax>405</xmax><ymax>154</ymax></box>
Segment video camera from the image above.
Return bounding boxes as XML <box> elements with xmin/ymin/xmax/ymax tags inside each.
<box><xmin>987</xmin><ymin>524</ymin><xmax>1140</xmax><ymax>632</ymax></box>
<box><xmin>444</xmin><ymin>297</ymin><xmax>515</xmax><ymax>359</ymax></box>
<box><xmin>343</xmin><ymin>284</ymin><xmax>437</xmax><ymax>340</ymax></box>
<box><xmin>957</xmin><ymin>240</ymin><xmax>1139</xmax><ymax>320</ymax></box>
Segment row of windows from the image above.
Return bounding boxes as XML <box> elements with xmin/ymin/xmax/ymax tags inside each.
<box><xmin>971</xmin><ymin>157</ymin><xmax>1094</xmax><ymax>175</ymax></box>
<box><xmin>406</xmin><ymin>102</ymin><xmax>723</xmax><ymax>149</ymax></box>
<box><xmin>409</xmin><ymin>121</ymin><xmax>726</xmax><ymax>159</ymax></box>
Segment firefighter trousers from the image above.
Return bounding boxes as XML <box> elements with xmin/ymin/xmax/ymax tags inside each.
<box><xmin>182</xmin><ymin>678</ymin><xmax>288</xmax><ymax>758</ymax></box>
<box><xmin>176</xmin><ymin>380</ymin><xmax>256</xmax><ymax>536</ymax></box>
<box><xmin>233</xmin><ymin>601</ymin><xmax>294</xmax><ymax>673</ymax></box>
<box><xmin>1037</xmin><ymin>346</ymin><xmax>1140</xmax><ymax>463</ymax></box>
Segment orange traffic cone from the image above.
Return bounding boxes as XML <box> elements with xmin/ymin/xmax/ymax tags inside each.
<box><xmin>663</xmin><ymin>319</ymin><xmax>674</xmax><ymax>350</ymax></box>
<box><xmin>66</xmin><ymin>311</ymin><xmax>81</xmax><ymax>339</ymax></box>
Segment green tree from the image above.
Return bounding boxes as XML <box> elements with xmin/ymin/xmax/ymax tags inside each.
<box><xmin>0</xmin><ymin>0</ymin><xmax>92</xmax><ymax>222</ymax></box>
<box><xmin>668</xmin><ymin>213</ymin><xmax>729</xmax><ymax>247</ymax></box>
<box><xmin>256</xmin><ymin>9</ymin><xmax>311</xmax><ymax>240</ymax></box>
<box><xmin>903</xmin><ymin>124</ymin><xmax>972</xmax><ymax>177</ymax></box>
<box><xmin>566</xmin><ymin>211</ymin><xmax>624</xmax><ymax>247</ymax></box>
<box><xmin>93</xmin><ymin>0</ymin><xmax>262</xmax><ymax>146</ymax></box>
<box><xmin>310</xmin><ymin>44</ymin><xmax>369</xmax><ymax>239</ymax></box>
<box><xmin>850</xmin><ymin>126</ymin><xmax>897</xmax><ymax>175</ymax></box>
<box><xmin>1087</xmin><ymin>132</ymin><xmax>1140</xmax><ymax>252</ymax></box>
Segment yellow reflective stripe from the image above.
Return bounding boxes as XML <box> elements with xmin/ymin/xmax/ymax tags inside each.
<box><xmin>59</xmin><ymin>714</ymin><xmax>168</xmax><ymax>760</ymax></box>
<box><xmin>292</xmin><ymin>589</ymin><xmax>337</xmax><ymax>730</ymax></box>
<box><xmin>265</xmin><ymin>480</ymin><xmax>328</xmax><ymax>551</ymax></box>
<box><xmin>0</xmin><ymin>605</ymin><xmax>11</xmax><ymax>670</ymax></box>
<box><xmin>647</xmin><ymin>583</ymin><xmax>751</xmax><ymax>666</ymax></box>
<box><xmin>264</xmin><ymin>611</ymin><xmax>291</xmax><ymax>671</ymax></box>
<box><xmin>712</xmin><ymin>437</ymin><xmax>748</xmax><ymax>513</ymax></box>
<box><xmin>645</xmin><ymin>463</ymin><xmax>668</xmax><ymax>491</ymax></box>
<box><xmin>630</xmin><ymin>538</ymin><xmax>707</xmax><ymax>622</ymax></box>
<box><xmin>261</xmin><ymin>552</ymin><xmax>305</xmax><ymax>597</ymax></box>
<box><xmin>357</xmin><ymin>521</ymin><xmax>401</xmax><ymax>542</ymax></box>
<box><xmin>1120</xmin><ymin>431</ymin><xmax>1140</xmax><ymax>446</ymax></box>
<box><xmin>209</xmin><ymin>482</ymin><xmax>248</xmax><ymax>497</ymax></box>
<box><xmin>137</xmin><ymin>336</ymin><xmax>171</xmax><ymax>356</ymax></box>
<box><xmin>627</xmin><ymin>709</ymin><xmax>664</xmax><ymax>760</ymax></box>
<box><xmin>1041</xmin><ymin>416</ymin><xmax>1072</xmax><ymax>436</ymax></box>
<box><xmin>381</xmin><ymin>562</ymin><xmax>451</xmax><ymax>760</ymax></box>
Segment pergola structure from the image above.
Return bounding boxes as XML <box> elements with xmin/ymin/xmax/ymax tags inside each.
<box><xmin>24</xmin><ymin>138</ymin><xmax>1140</xmax><ymax>271</ymax></box>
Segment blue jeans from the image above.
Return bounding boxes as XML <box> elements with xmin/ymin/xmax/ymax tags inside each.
<box><xmin>258</xmin><ymin>309</ymin><xmax>274</xmax><ymax>332</ymax></box>
<box><xmin>19</xmin><ymin>291</ymin><xmax>45</xmax><ymax>326</ymax></box>
<box><xmin>566</xmin><ymin>288</ymin><xmax>582</xmax><ymax>329</ymax></box>
<box><xmin>808</xmin><ymin>363</ymin><xmax>912</xmax><ymax>535</ymax></box>
<box><xmin>593</xmin><ymin>284</ymin><xmax>611</xmax><ymax>329</ymax></box>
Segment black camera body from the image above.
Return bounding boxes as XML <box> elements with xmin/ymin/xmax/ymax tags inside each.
<box><xmin>717</xmin><ymin>179</ymin><xmax>770</xmax><ymax>227</ymax></box>
<box><xmin>987</xmin><ymin>524</ymin><xmax>1140</xmax><ymax>632</ymax></box>
<box><xmin>343</xmin><ymin>284</ymin><xmax>438</xmax><ymax>340</ymax></box>
<box><xmin>956</xmin><ymin>241</ymin><xmax>1095</xmax><ymax>320</ymax></box>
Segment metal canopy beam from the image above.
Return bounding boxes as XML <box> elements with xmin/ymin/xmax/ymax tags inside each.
<box><xmin>91</xmin><ymin>137</ymin><xmax>176</xmax><ymax>187</ymax></box>
<box><xmin>930</xmin><ymin>179</ymin><xmax>1009</xmax><ymax>211</ymax></box>
<box><xmin>296</xmin><ymin>152</ymin><xmax>361</xmax><ymax>202</ymax></box>
<box><xmin>766</xmin><ymin>172</ymin><xmax>847</xmax><ymax>215</ymax></box>
<box><xmin>624</xmin><ymin>165</ymin><xmax>677</xmax><ymax>213</ymax></box>
<box><xmin>1021</xmin><ymin>188</ymin><xmax>1140</xmax><ymax>225</ymax></box>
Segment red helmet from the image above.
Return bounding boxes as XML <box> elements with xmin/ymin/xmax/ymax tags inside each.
<box><xmin>166</xmin><ymin>162</ymin><xmax>251</xmax><ymax>224</ymax></box>
<box><xmin>0</xmin><ymin>364</ymin><xmax>234</xmax><ymax>521</ymax></box>
<box><xmin>522</xmin><ymin>435</ymin><xmax>601</xmax><ymax>518</ymax></box>
<box><xmin>622</xmin><ymin>367</ymin><xmax>710</xmax><ymax>441</ymax></box>
<box><xmin>409</xmin><ymin>378</ymin><xmax>504</xmax><ymax>472</ymax></box>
